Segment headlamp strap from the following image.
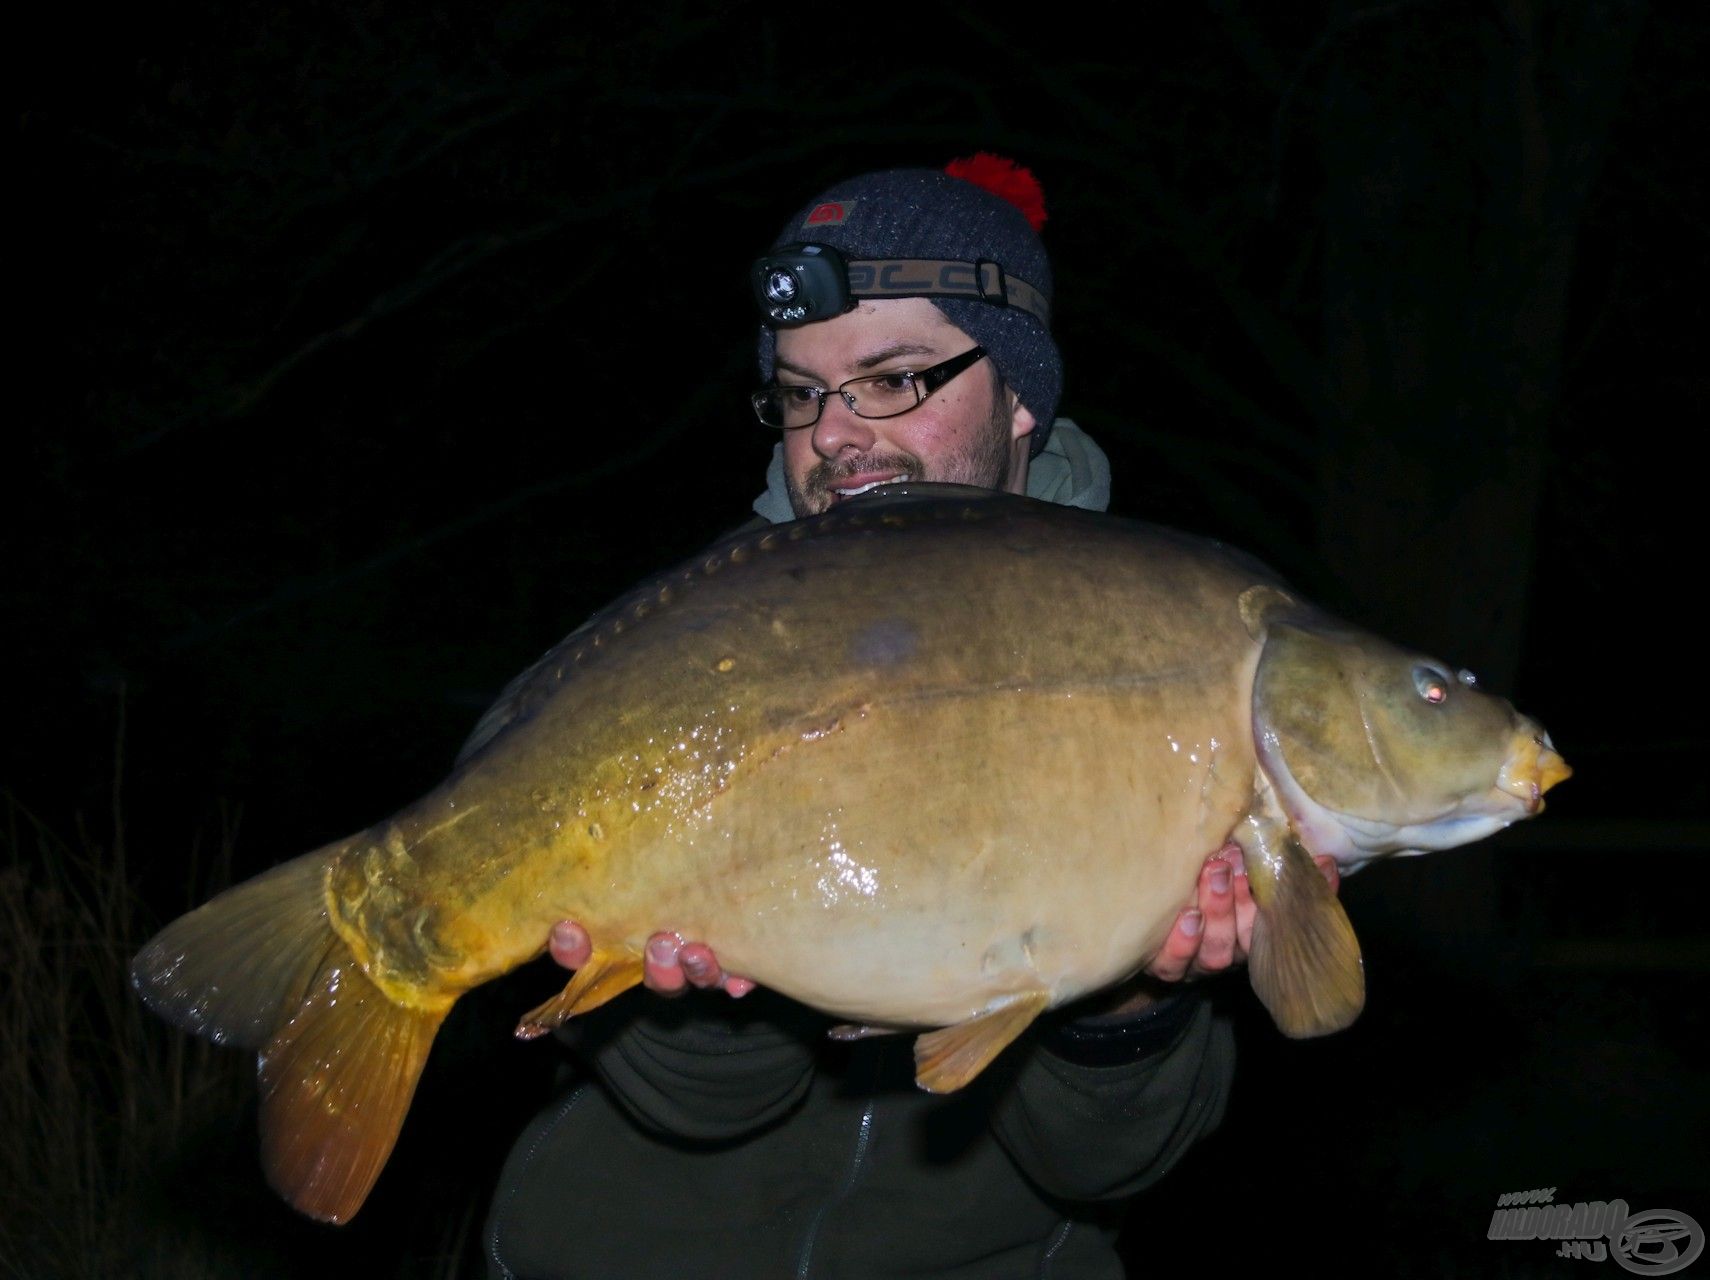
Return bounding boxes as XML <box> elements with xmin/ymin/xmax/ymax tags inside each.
<box><xmin>844</xmin><ymin>257</ymin><xmax>1050</xmax><ymax>327</ymax></box>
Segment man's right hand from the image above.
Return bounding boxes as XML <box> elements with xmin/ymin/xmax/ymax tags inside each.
<box><xmin>548</xmin><ymin>921</ymin><xmax>755</xmax><ymax>998</ymax></box>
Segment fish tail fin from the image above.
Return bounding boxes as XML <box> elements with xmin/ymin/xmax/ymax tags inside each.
<box><xmin>259</xmin><ymin>948</ymin><xmax>446</xmax><ymax>1223</ymax></box>
<box><xmin>130</xmin><ymin>847</ymin><xmax>340</xmax><ymax>1051</ymax></box>
<box><xmin>130</xmin><ymin>840</ymin><xmax>448</xmax><ymax>1223</ymax></box>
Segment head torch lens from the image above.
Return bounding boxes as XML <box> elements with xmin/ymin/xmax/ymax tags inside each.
<box><xmin>763</xmin><ymin>269</ymin><xmax>800</xmax><ymax>304</ymax></box>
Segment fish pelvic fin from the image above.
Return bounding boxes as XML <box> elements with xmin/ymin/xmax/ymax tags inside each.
<box><xmin>513</xmin><ymin>947</ymin><xmax>644</xmax><ymax>1040</ymax></box>
<box><xmin>1239</xmin><ymin>821</ymin><xmax>1366</xmax><ymax>1038</ymax></box>
<box><xmin>130</xmin><ymin>848</ymin><xmax>339</xmax><ymax>1051</ymax></box>
<box><xmin>913</xmin><ymin>991</ymin><xmax>1050</xmax><ymax>1093</ymax></box>
<box><xmin>260</xmin><ymin>948</ymin><xmax>448</xmax><ymax>1223</ymax></box>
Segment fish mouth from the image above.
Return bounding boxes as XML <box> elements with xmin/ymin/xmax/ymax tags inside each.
<box><xmin>1495</xmin><ymin>728</ymin><xmax>1572</xmax><ymax>814</ymax></box>
<box><xmin>829</xmin><ymin>472</ymin><xmax>911</xmax><ymax>504</ymax></box>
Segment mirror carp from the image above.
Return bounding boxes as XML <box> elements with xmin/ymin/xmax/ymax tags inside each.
<box><xmin>132</xmin><ymin>483</ymin><xmax>1568</xmax><ymax>1222</ymax></box>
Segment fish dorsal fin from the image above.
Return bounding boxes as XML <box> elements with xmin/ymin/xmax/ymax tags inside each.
<box><xmin>913</xmin><ymin>991</ymin><xmax>1050</xmax><ymax>1093</ymax></box>
<box><xmin>456</xmin><ymin>648</ymin><xmax>564</xmax><ymax>765</ymax></box>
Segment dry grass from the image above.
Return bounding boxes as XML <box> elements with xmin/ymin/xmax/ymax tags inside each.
<box><xmin>0</xmin><ymin>774</ymin><xmax>253</xmax><ymax>1277</ymax></box>
<box><xmin>0</xmin><ymin>705</ymin><xmax>486</xmax><ymax>1279</ymax></box>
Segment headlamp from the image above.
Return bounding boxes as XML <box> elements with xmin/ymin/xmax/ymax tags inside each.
<box><xmin>750</xmin><ymin>243</ymin><xmax>852</xmax><ymax>327</ymax></box>
<box><xmin>751</xmin><ymin>243</ymin><xmax>1051</xmax><ymax>330</ymax></box>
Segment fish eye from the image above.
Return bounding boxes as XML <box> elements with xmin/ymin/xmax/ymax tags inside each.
<box><xmin>1457</xmin><ymin>668</ymin><xmax>1479</xmax><ymax>688</ymax></box>
<box><xmin>1413</xmin><ymin>665</ymin><xmax>1451</xmax><ymax>705</ymax></box>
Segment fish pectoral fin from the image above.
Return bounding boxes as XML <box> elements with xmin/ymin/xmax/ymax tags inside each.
<box><xmin>827</xmin><ymin>1022</ymin><xmax>906</xmax><ymax>1041</ymax></box>
<box><xmin>514</xmin><ymin>948</ymin><xmax>645</xmax><ymax>1040</ymax></box>
<box><xmin>913</xmin><ymin>991</ymin><xmax>1050</xmax><ymax>1094</ymax></box>
<box><xmin>1242</xmin><ymin>830</ymin><xmax>1365</xmax><ymax>1038</ymax></box>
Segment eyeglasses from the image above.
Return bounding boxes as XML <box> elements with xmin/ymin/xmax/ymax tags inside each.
<box><xmin>751</xmin><ymin>346</ymin><xmax>988</xmax><ymax>430</ymax></box>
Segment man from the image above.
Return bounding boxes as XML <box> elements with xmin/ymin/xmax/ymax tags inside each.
<box><xmin>486</xmin><ymin>160</ymin><xmax>1336</xmax><ymax>1279</ymax></box>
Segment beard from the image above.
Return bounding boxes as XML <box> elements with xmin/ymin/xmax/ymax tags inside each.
<box><xmin>785</xmin><ymin>394</ymin><xmax>1017</xmax><ymax>518</ymax></box>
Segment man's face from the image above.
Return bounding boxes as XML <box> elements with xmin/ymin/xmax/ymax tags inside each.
<box><xmin>775</xmin><ymin>298</ymin><xmax>1037</xmax><ymax>518</ymax></box>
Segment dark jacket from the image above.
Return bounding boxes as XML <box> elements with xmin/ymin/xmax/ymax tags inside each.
<box><xmin>485</xmin><ymin>988</ymin><xmax>1234</xmax><ymax>1279</ymax></box>
<box><xmin>486</xmin><ymin>426</ymin><xmax>1235</xmax><ymax>1277</ymax></box>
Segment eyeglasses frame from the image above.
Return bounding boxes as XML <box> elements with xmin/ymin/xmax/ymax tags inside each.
<box><xmin>751</xmin><ymin>346</ymin><xmax>990</xmax><ymax>430</ymax></box>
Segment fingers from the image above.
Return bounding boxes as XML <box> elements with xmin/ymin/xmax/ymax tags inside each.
<box><xmin>644</xmin><ymin>932</ymin><xmax>754</xmax><ymax>998</ymax></box>
<box><xmin>680</xmin><ymin>941</ymin><xmax>755</xmax><ymax>997</ymax></box>
<box><xmin>1191</xmin><ymin>849</ymin><xmax>1240</xmax><ymax>976</ymax></box>
<box><xmin>677</xmin><ymin>942</ymin><xmax>726</xmax><ymax>990</ymax></box>
<box><xmin>1142</xmin><ymin>842</ymin><xmax>1245</xmax><ymax>985</ymax></box>
<box><xmin>1143</xmin><ymin>906</ymin><xmax>1202</xmax><ymax>983</ymax></box>
<box><xmin>645</xmin><ymin>933</ymin><xmax>691</xmax><ymax>994</ymax></box>
<box><xmin>548</xmin><ymin>920</ymin><xmax>592</xmax><ymax>971</ymax></box>
<box><xmin>549</xmin><ymin>922</ymin><xmax>753</xmax><ymax>998</ymax></box>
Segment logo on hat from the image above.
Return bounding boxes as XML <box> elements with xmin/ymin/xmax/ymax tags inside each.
<box><xmin>804</xmin><ymin>201</ymin><xmax>853</xmax><ymax>226</ymax></box>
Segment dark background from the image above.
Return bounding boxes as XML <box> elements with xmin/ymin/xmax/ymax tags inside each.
<box><xmin>8</xmin><ymin>2</ymin><xmax>1707</xmax><ymax>1276</ymax></box>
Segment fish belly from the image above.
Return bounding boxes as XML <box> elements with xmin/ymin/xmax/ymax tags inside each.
<box><xmin>621</xmin><ymin>683</ymin><xmax>1257</xmax><ymax>1027</ymax></box>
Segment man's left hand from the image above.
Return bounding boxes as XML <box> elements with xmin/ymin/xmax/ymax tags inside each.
<box><xmin>1143</xmin><ymin>841</ymin><xmax>1340</xmax><ymax>983</ymax></box>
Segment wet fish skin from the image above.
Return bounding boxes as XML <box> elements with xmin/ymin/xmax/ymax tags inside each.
<box><xmin>325</xmin><ymin>491</ymin><xmax>1271</xmax><ymax>1023</ymax></box>
<box><xmin>130</xmin><ymin>483</ymin><xmax>1567</xmax><ymax>1222</ymax></box>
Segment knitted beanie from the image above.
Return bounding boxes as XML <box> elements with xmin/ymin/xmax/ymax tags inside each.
<box><xmin>756</xmin><ymin>160</ymin><xmax>1062</xmax><ymax>455</ymax></box>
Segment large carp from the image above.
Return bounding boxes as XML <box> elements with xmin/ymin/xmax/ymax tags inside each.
<box><xmin>132</xmin><ymin>484</ymin><xmax>1567</xmax><ymax>1223</ymax></box>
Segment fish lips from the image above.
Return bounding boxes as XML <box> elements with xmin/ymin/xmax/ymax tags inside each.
<box><xmin>1495</xmin><ymin>728</ymin><xmax>1572</xmax><ymax>814</ymax></box>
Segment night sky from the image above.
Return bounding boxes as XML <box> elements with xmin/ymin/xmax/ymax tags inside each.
<box><xmin>10</xmin><ymin>3</ymin><xmax>1707</xmax><ymax>1276</ymax></box>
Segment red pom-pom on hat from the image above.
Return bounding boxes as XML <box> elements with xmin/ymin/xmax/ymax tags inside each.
<box><xmin>944</xmin><ymin>153</ymin><xmax>1047</xmax><ymax>232</ymax></box>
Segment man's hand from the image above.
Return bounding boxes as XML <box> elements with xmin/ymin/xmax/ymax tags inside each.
<box><xmin>547</xmin><ymin>921</ymin><xmax>755</xmax><ymax>998</ymax></box>
<box><xmin>1143</xmin><ymin>841</ymin><xmax>1341</xmax><ymax>983</ymax></box>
